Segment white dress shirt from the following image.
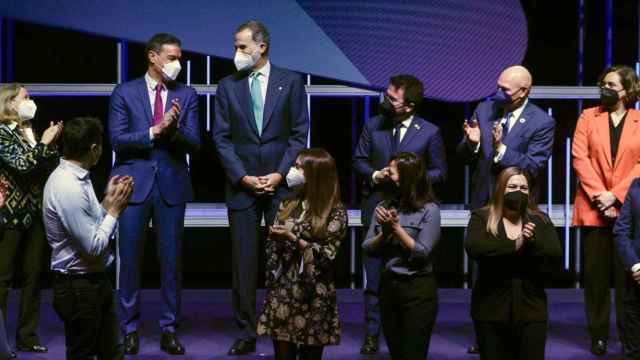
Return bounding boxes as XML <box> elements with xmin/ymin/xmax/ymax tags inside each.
<box><xmin>145</xmin><ymin>72</ymin><xmax>167</xmax><ymax>140</ymax></box>
<box><xmin>43</xmin><ymin>159</ymin><xmax>117</xmax><ymax>274</ymax></box>
<box><xmin>372</xmin><ymin>116</ymin><xmax>414</xmax><ymax>183</ymax></box>
<box><xmin>249</xmin><ymin>60</ymin><xmax>271</xmax><ymax>104</ymax></box>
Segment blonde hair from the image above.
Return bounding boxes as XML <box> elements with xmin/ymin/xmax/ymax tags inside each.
<box><xmin>0</xmin><ymin>83</ymin><xmax>24</xmax><ymax>125</ymax></box>
<box><xmin>485</xmin><ymin>167</ymin><xmax>547</xmax><ymax>236</ymax></box>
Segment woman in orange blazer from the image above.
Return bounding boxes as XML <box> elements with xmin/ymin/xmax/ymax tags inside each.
<box><xmin>572</xmin><ymin>65</ymin><xmax>640</xmax><ymax>356</ymax></box>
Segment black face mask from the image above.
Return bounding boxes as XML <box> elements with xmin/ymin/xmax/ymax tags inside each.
<box><xmin>600</xmin><ymin>87</ymin><xmax>620</xmax><ymax>108</ymax></box>
<box><xmin>379</xmin><ymin>98</ymin><xmax>396</xmax><ymax>118</ymax></box>
<box><xmin>503</xmin><ymin>190</ymin><xmax>528</xmax><ymax>214</ymax></box>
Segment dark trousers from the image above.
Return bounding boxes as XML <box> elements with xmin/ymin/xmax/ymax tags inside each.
<box><xmin>363</xmin><ymin>229</ymin><xmax>382</xmax><ymax>337</ymax></box>
<box><xmin>474</xmin><ymin>321</ymin><xmax>547</xmax><ymax>360</ymax></box>
<box><xmin>582</xmin><ymin>227</ymin><xmax>626</xmax><ymax>340</ymax></box>
<box><xmin>229</xmin><ymin>195</ymin><xmax>280</xmax><ymax>340</ymax></box>
<box><xmin>621</xmin><ymin>276</ymin><xmax>640</xmax><ymax>359</ymax></box>
<box><xmin>0</xmin><ymin>220</ymin><xmax>46</xmax><ymax>345</ymax></box>
<box><xmin>379</xmin><ymin>271</ymin><xmax>438</xmax><ymax>360</ymax></box>
<box><xmin>53</xmin><ymin>272</ymin><xmax>123</xmax><ymax>360</ymax></box>
<box><xmin>0</xmin><ymin>309</ymin><xmax>11</xmax><ymax>359</ymax></box>
<box><xmin>118</xmin><ymin>181</ymin><xmax>185</xmax><ymax>334</ymax></box>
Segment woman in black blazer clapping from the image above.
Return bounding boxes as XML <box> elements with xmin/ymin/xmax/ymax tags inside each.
<box><xmin>465</xmin><ymin>166</ymin><xmax>561</xmax><ymax>360</ymax></box>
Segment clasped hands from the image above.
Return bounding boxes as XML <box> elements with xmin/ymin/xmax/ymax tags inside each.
<box><xmin>152</xmin><ymin>99</ymin><xmax>181</xmax><ymax>138</ymax></box>
<box><xmin>241</xmin><ymin>173</ymin><xmax>283</xmax><ymax>196</ymax></box>
<box><xmin>375</xmin><ymin>206</ymin><xmax>400</xmax><ymax>237</ymax></box>
<box><xmin>592</xmin><ymin>191</ymin><xmax>618</xmax><ymax>219</ymax></box>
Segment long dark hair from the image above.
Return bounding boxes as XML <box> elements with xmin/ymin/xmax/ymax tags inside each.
<box><xmin>386</xmin><ymin>152</ymin><xmax>437</xmax><ymax>212</ymax></box>
<box><xmin>278</xmin><ymin>148</ymin><xmax>342</xmax><ymax>237</ymax></box>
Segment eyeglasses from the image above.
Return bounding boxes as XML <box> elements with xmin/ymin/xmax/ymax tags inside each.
<box><xmin>506</xmin><ymin>184</ymin><xmax>529</xmax><ymax>191</ymax></box>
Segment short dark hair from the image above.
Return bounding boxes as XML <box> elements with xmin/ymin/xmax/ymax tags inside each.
<box><xmin>235</xmin><ymin>20</ymin><xmax>270</xmax><ymax>55</ymax></box>
<box><xmin>598</xmin><ymin>65</ymin><xmax>640</xmax><ymax>107</ymax></box>
<box><xmin>145</xmin><ymin>33</ymin><xmax>182</xmax><ymax>63</ymax></box>
<box><xmin>389</xmin><ymin>74</ymin><xmax>424</xmax><ymax>110</ymax></box>
<box><xmin>62</xmin><ymin>117</ymin><xmax>103</xmax><ymax>160</ymax></box>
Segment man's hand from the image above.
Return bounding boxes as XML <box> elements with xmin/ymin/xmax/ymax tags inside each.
<box><xmin>594</xmin><ymin>191</ymin><xmax>617</xmax><ymax>211</ymax></box>
<box><xmin>241</xmin><ymin>176</ymin><xmax>263</xmax><ymax>195</ymax></box>
<box><xmin>463</xmin><ymin>119</ymin><xmax>481</xmax><ymax>146</ymax></box>
<box><xmin>257</xmin><ymin>173</ymin><xmax>283</xmax><ymax>194</ymax></box>
<box><xmin>492</xmin><ymin>121</ymin><xmax>503</xmax><ymax>150</ymax></box>
<box><xmin>102</xmin><ymin>175</ymin><xmax>134</xmax><ymax>218</ymax></box>
<box><xmin>372</xmin><ymin>167</ymin><xmax>390</xmax><ymax>184</ymax></box>
<box><xmin>151</xmin><ymin>99</ymin><xmax>181</xmax><ymax>138</ymax></box>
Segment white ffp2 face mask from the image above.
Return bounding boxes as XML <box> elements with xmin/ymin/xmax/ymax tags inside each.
<box><xmin>286</xmin><ymin>167</ymin><xmax>305</xmax><ymax>188</ymax></box>
<box><xmin>17</xmin><ymin>100</ymin><xmax>37</xmax><ymax>121</ymax></box>
<box><xmin>162</xmin><ymin>60</ymin><xmax>182</xmax><ymax>81</ymax></box>
<box><xmin>233</xmin><ymin>48</ymin><xmax>260</xmax><ymax>71</ymax></box>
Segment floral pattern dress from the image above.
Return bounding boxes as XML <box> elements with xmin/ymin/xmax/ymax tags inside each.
<box><xmin>257</xmin><ymin>200</ymin><xmax>348</xmax><ymax>346</ymax></box>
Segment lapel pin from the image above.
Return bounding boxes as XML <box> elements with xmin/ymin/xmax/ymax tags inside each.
<box><xmin>414</xmin><ymin>123</ymin><xmax>421</xmax><ymax>130</ymax></box>
<box><xmin>278</xmin><ymin>86</ymin><xmax>283</xmax><ymax>91</ymax></box>
<box><xmin>519</xmin><ymin>118</ymin><xmax>526</xmax><ymax>124</ymax></box>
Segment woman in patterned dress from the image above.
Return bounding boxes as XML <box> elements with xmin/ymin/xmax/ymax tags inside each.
<box><xmin>0</xmin><ymin>84</ymin><xmax>62</xmax><ymax>354</ymax></box>
<box><xmin>257</xmin><ymin>148</ymin><xmax>347</xmax><ymax>360</ymax></box>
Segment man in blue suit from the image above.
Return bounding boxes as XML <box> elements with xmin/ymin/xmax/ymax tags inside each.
<box><xmin>109</xmin><ymin>33</ymin><xmax>200</xmax><ymax>355</ymax></box>
<box><xmin>457</xmin><ymin>65</ymin><xmax>555</xmax><ymax>210</ymax></box>
<box><xmin>614</xmin><ymin>178</ymin><xmax>640</xmax><ymax>359</ymax></box>
<box><xmin>457</xmin><ymin>65</ymin><xmax>555</xmax><ymax>354</ymax></box>
<box><xmin>212</xmin><ymin>21</ymin><xmax>309</xmax><ymax>356</ymax></box>
<box><xmin>353</xmin><ymin>74</ymin><xmax>447</xmax><ymax>354</ymax></box>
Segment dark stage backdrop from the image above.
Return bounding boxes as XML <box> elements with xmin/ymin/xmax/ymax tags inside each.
<box><xmin>0</xmin><ymin>0</ymin><xmax>638</xmax><ymax>289</ymax></box>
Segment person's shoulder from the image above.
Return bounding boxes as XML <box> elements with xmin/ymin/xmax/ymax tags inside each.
<box><xmin>422</xmin><ymin>201</ymin><xmax>441</xmax><ymax>213</ymax></box>
<box><xmin>115</xmin><ymin>77</ymin><xmax>145</xmax><ymax>92</ymax></box>
<box><xmin>411</xmin><ymin>116</ymin><xmax>439</xmax><ymax>134</ymax></box>
<box><xmin>524</xmin><ymin>101</ymin><xmax>553</xmax><ymax>123</ymax></box>
<box><xmin>271</xmin><ymin>65</ymin><xmax>301</xmax><ymax>80</ymax></box>
<box><xmin>471</xmin><ymin>207</ymin><xmax>490</xmax><ymax>219</ymax></box>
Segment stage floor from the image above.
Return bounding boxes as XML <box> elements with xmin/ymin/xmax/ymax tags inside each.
<box><xmin>5</xmin><ymin>289</ymin><xmax>625</xmax><ymax>359</ymax></box>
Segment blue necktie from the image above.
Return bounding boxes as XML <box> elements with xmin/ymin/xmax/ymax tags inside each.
<box><xmin>502</xmin><ymin>112</ymin><xmax>511</xmax><ymax>138</ymax></box>
<box><xmin>250</xmin><ymin>72</ymin><xmax>264</xmax><ymax>136</ymax></box>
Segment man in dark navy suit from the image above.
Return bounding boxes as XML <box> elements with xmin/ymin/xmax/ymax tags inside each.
<box><xmin>353</xmin><ymin>74</ymin><xmax>447</xmax><ymax>354</ymax></box>
<box><xmin>109</xmin><ymin>33</ymin><xmax>201</xmax><ymax>355</ymax></box>
<box><xmin>457</xmin><ymin>65</ymin><xmax>555</xmax><ymax>211</ymax></box>
<box><xmin>213</xmin><ymin>20</ymin><xmax>309</xmax><ymax>356</ymax></box>
<box><xmin>457</xmin><ymin>65</ymin><xmax>555</xmax><ymax>354</ymax></box>
<box><xmin>614</xmin><ymin>178</ymin><xmax>640</xmax><ymax>359</ymax></box>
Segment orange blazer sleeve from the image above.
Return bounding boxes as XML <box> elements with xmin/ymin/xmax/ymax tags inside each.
<box><xmin>572</xmin><ymin>111</ymin><xmax>607</xmax><ymax>199</ymax></box>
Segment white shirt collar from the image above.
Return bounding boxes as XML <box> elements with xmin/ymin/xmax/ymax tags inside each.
<box><xmin>397</xmin><ymin>115</ymin><xmax>414</xmax><ymax>128</ymax></box>
<box><xmin>7</xmin><ymin>121</ymin><xmax>18</xmax><ymax>130</ymax></box>
<box><xmin>145</xmin><ymin>72</ymin><xmax>165</xmax><ymax>92</ymax></box>
<box><xmin>508</xmin><ymin>98</ymin><xmax>528</xmax><ymax>120</ymax></box>
<box><xmin>60</xmin><ymin>158</ymin><xmax>90</xmax><ymax>180</ymax></box>
<box><xmin>252</xmin><ymin>60</ymin><xmax>271</xmax><ymax>79</ymax></box>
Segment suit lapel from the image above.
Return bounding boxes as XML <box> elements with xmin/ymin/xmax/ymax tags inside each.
<box><xmin>233</xmin><ymin>73</ymin><xmax>260</xmax><ymax>136</ymax></box>
<box><xmin>614</xmin><ymin>110</ymin><xmax>640</xmax><ymax>170</ymax></box>
<box><xmin>262</xmin><ymin>67</ymin><xmax>285</xmax><ymax>134</ymax></box>
<box><xmin>137</xmin><ymin>78</ymin><xmax>153</xmax><ymax>125</ymax></box>
<box><xmin>398</xmin><ymin>117</ymin><xmax>421</xmax><ymax>151</ymax></box>
<box><xmin>594</xmin><ymin>110</ymin><xmax>613</xmax><ymax>169</ymax></box>
<box><xmin>503</xmin><ymin>103</ymin><xmax>531</xmax><ymax>143</ymax></box>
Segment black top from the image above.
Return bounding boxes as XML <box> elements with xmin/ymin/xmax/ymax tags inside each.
<box><xmin>465</xmin><ymin>208</ymin><xmax>562</xmax><ymax>323</ymax></box>
<box><xmin>609</xmin><ymin>111</ymin><xmax>627</xmax><ymax>165</ymax></box>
